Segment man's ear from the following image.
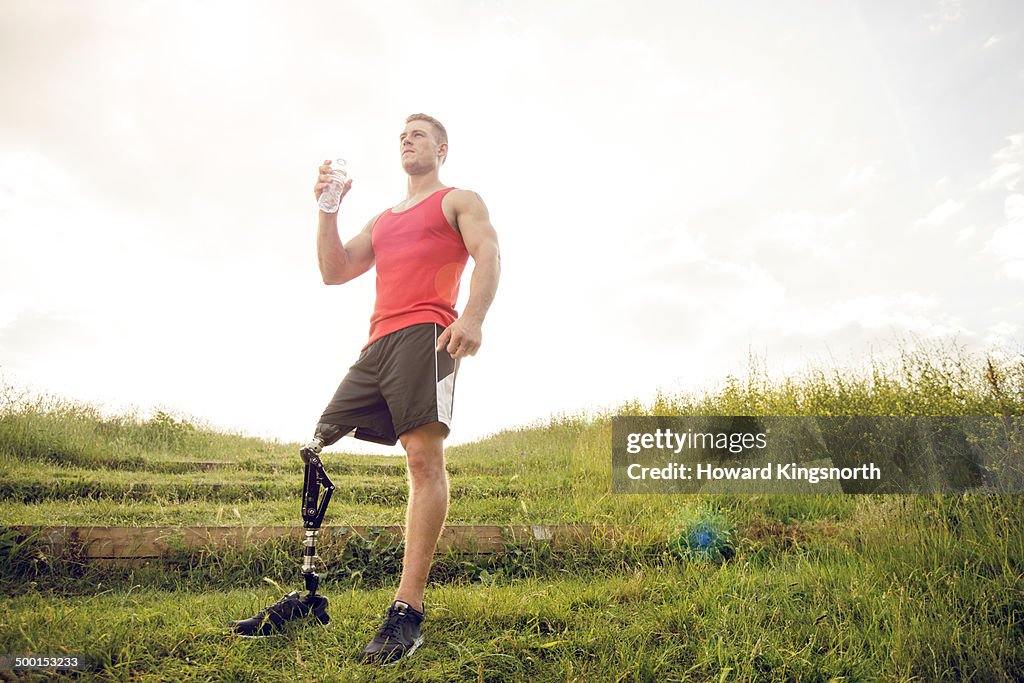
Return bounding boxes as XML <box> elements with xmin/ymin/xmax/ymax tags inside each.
<box><xmin>438</xmin><ymin>142</ymin><xmax>448</xmax><ymax>164</ymax></box>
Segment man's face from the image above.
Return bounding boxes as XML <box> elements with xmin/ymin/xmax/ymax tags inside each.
<box><xmin>399</xmin><ymin>121</ymin><xmax>446</xmax><ymax>174</ymax></box>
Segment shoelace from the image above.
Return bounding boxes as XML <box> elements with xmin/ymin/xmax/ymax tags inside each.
<box><xmin>258</xmin><ymin>593</ymin><xmax>298</xmax><ymax>619</ymax></box>
<box><xmin>377</xmin><ymin>607</ymin><xmax>407</xmax><ymax>640</ymax></box>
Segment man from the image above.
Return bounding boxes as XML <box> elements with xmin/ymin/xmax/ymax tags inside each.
<box><xmin>305</xmin><ymin>113</ymin><xmax>499</xmax><ymax>663</ymax></box>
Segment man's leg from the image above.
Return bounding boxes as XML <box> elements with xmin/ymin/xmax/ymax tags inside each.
<box><xmin>394</xmin><ymin>421</ymin><xmax>449</xmax><ymax>613</ymax></box>
<box><xmin>361</xmin><ymin>324</ymin><xmax>456</xmax><ymax>663</ymax></box>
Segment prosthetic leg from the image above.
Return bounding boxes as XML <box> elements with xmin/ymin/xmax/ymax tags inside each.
<box><xmin>299</xmin><ymin>423</ymin><xmax>343</xmax><ymax>597</ymax></box>
<box><xmin>230</xmin><ymin>423</ymin><xmax>343</xmax><ymax>637</ymax></box>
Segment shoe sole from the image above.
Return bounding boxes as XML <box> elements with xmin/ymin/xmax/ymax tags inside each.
<box><xmin>383</xmin><ymin>636</ymin><xmax>424</xmax><ymax>666</ymax></box>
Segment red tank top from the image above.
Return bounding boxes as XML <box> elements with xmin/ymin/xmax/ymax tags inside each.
<box><xmin>365</xmin><ymin>187</ymin><xmax>469</xmax><ymax>348</ymax></box>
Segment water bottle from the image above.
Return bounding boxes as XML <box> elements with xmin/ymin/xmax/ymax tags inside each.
<box><xmin>318</xmin><ymin>158</ymin><xmax>348</xmax><ymax>213</ymax></box>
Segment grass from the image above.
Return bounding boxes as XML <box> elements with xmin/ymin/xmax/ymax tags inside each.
<box><xmin>1</xmin><ymin>338</ymin><xmax>1023</xmax><ymax>681</ymax></box>
<box><xmin>1</xmin><ymin>495</ymin><xmax>1021</xmax><ymax>681</ymax></box>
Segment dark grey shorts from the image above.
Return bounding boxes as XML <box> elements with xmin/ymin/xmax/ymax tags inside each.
<box><xmin>318</xmin><ymin>323</ymin><xmax>459</xmax><ymax>445</ymax></box>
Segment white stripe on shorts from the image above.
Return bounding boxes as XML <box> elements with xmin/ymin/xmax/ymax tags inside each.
<box><xmin>435</xmin><ymin>324</ymin><xmax>455</xmax><ymax>428</ymax></box>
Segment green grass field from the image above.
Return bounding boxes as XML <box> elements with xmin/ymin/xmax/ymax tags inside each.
<box><xmin>1</xmin><ymin>341</ymin><xmax>1022</xmax><ymax>681</ymax></box>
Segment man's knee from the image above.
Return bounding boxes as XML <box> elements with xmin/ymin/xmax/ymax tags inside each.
<box><xmin>401</xmin><ymin>423</ymin><xmax>446</xmax><ymax>481</ymax></box>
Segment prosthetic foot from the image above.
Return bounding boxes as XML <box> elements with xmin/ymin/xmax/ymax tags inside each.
<box><xmin>230</xmin><ymin>423</ymin><xmax>343</xmax><ymax>637</ymax></box>
<box><xmin>230</xmin><ymin>590</ymin><xmax>330</xmax><ymax>638</ymax></box>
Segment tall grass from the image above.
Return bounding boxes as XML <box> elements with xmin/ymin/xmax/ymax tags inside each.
<box><xmin>618</xmin><ymin>338</ymin><xmax>1024</xmax><ymax>417</ymax></box>
<box><xmin>0</xmin><ymin>381</ymin><xmax>282</xmax><ymax>470</ymax></box>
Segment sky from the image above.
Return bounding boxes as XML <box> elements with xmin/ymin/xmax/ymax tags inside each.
<box><xmin>1</xmin><ymin>0</ymin><xmax>1023</xmax><ymax>455</ymax></box>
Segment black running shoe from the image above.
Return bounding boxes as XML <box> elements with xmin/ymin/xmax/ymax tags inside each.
<box><xmin>230</xmin><ymin>591</ymin><xmax>330</xmax><ymax>638</ymax></box>
<box><xmin>360</xmin><ymin>600</ymin><xmax>424</xmax><ymax>664</ymax></box>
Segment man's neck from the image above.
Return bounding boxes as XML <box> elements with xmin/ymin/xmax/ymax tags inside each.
<box><xmin>406</xmin><ymin>171</ymin><xmax>444</xmax><ymax>199</ymax></box>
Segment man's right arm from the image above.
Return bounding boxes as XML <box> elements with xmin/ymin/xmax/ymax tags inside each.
<box><xmin>317</xmin><ymin>211</ymin><xmax>376</xmax><ymax>285</ymax></box>
<box><xmin>313</xmin><ymin>160</ymin><xmax>375</xmax><ymax>285</ymax></box>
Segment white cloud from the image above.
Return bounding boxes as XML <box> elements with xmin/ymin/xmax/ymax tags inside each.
<box><xmin>1002</xmin><ymin>261</ymin><xmax>1024</xmax><ymax>279</ymax></box>
<box><xmin>927</xmin><ymin>0</ymin><xmax>963</xmax><ymax>33</ymax></box>
<box><xmin>840</xmin><ymin>164</ymin><xmax>877</xmax><ymax>191</ymax></box>
<box><xmin>772</xmin><ymin>292</ymin><xmax>952</xmax><ymax>338</ymax></box>
<box><xmin>983</xmin><ymin>35</ymin><xmax>1003</xmax><ymax>49</ymax></box>
<box><xmin>986</xmin><ymin>321</ymin><xmax>1019</xmax><ymax>340</ymax></box>
<box><xmin>1008</xmin><ymin>194</ymin><xmax>1024</xmax><ymax>221</ymax></box>
<box><xmin>755</xmin><ymin>209</ymin><xmax>857</xmax><ymax>262</ymax></box>
<box><xmin>984</xmin><ymin>194</ymin><xmax>1024</xmax><ymax>279</ymax></box>
<box><xmin>977</xmin><ymin>134</ymin><xmax>1024</xmax><ymax>192</ymax></box>
<box><xmin>956</xmin><ymin>225</ymin><xmax>977</xmax><ymax>243</ymax></box>
<box><xmin>916</xmin><ymin>199</ymin><xmax>965</xmax><ymax>227</ymax></box>
<box><xmin>0</xmin><ymin>295</ymin><xmax>32</xmax><ymax>330</ymax></box>
<box><xmin>0</xmin><ymin>151</ymin><xmax>76</xmax><ymax>211</ymax></box>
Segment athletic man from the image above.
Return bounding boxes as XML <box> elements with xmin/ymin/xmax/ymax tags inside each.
<box><xmin>307</xmin><ymin>113</ymin><xmax>499</xmax><ymax>663</ymax></box>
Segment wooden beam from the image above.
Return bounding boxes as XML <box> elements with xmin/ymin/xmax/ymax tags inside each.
<box><xmin>9</xmin><ymin>525</ymin><xmax>644</xmax><ymax>564</ymax></box>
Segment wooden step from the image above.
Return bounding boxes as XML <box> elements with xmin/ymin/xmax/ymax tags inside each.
<box><xmin>10</xmin><ymin>524</ymin><xmax>644</xmax><ymax>565</ymax></box>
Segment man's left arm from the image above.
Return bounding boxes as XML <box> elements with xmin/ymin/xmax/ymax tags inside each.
<box><xmin>436</xmin><ymin>190</ymin><xmax>501</xmax><ymax>359</ymax></box>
